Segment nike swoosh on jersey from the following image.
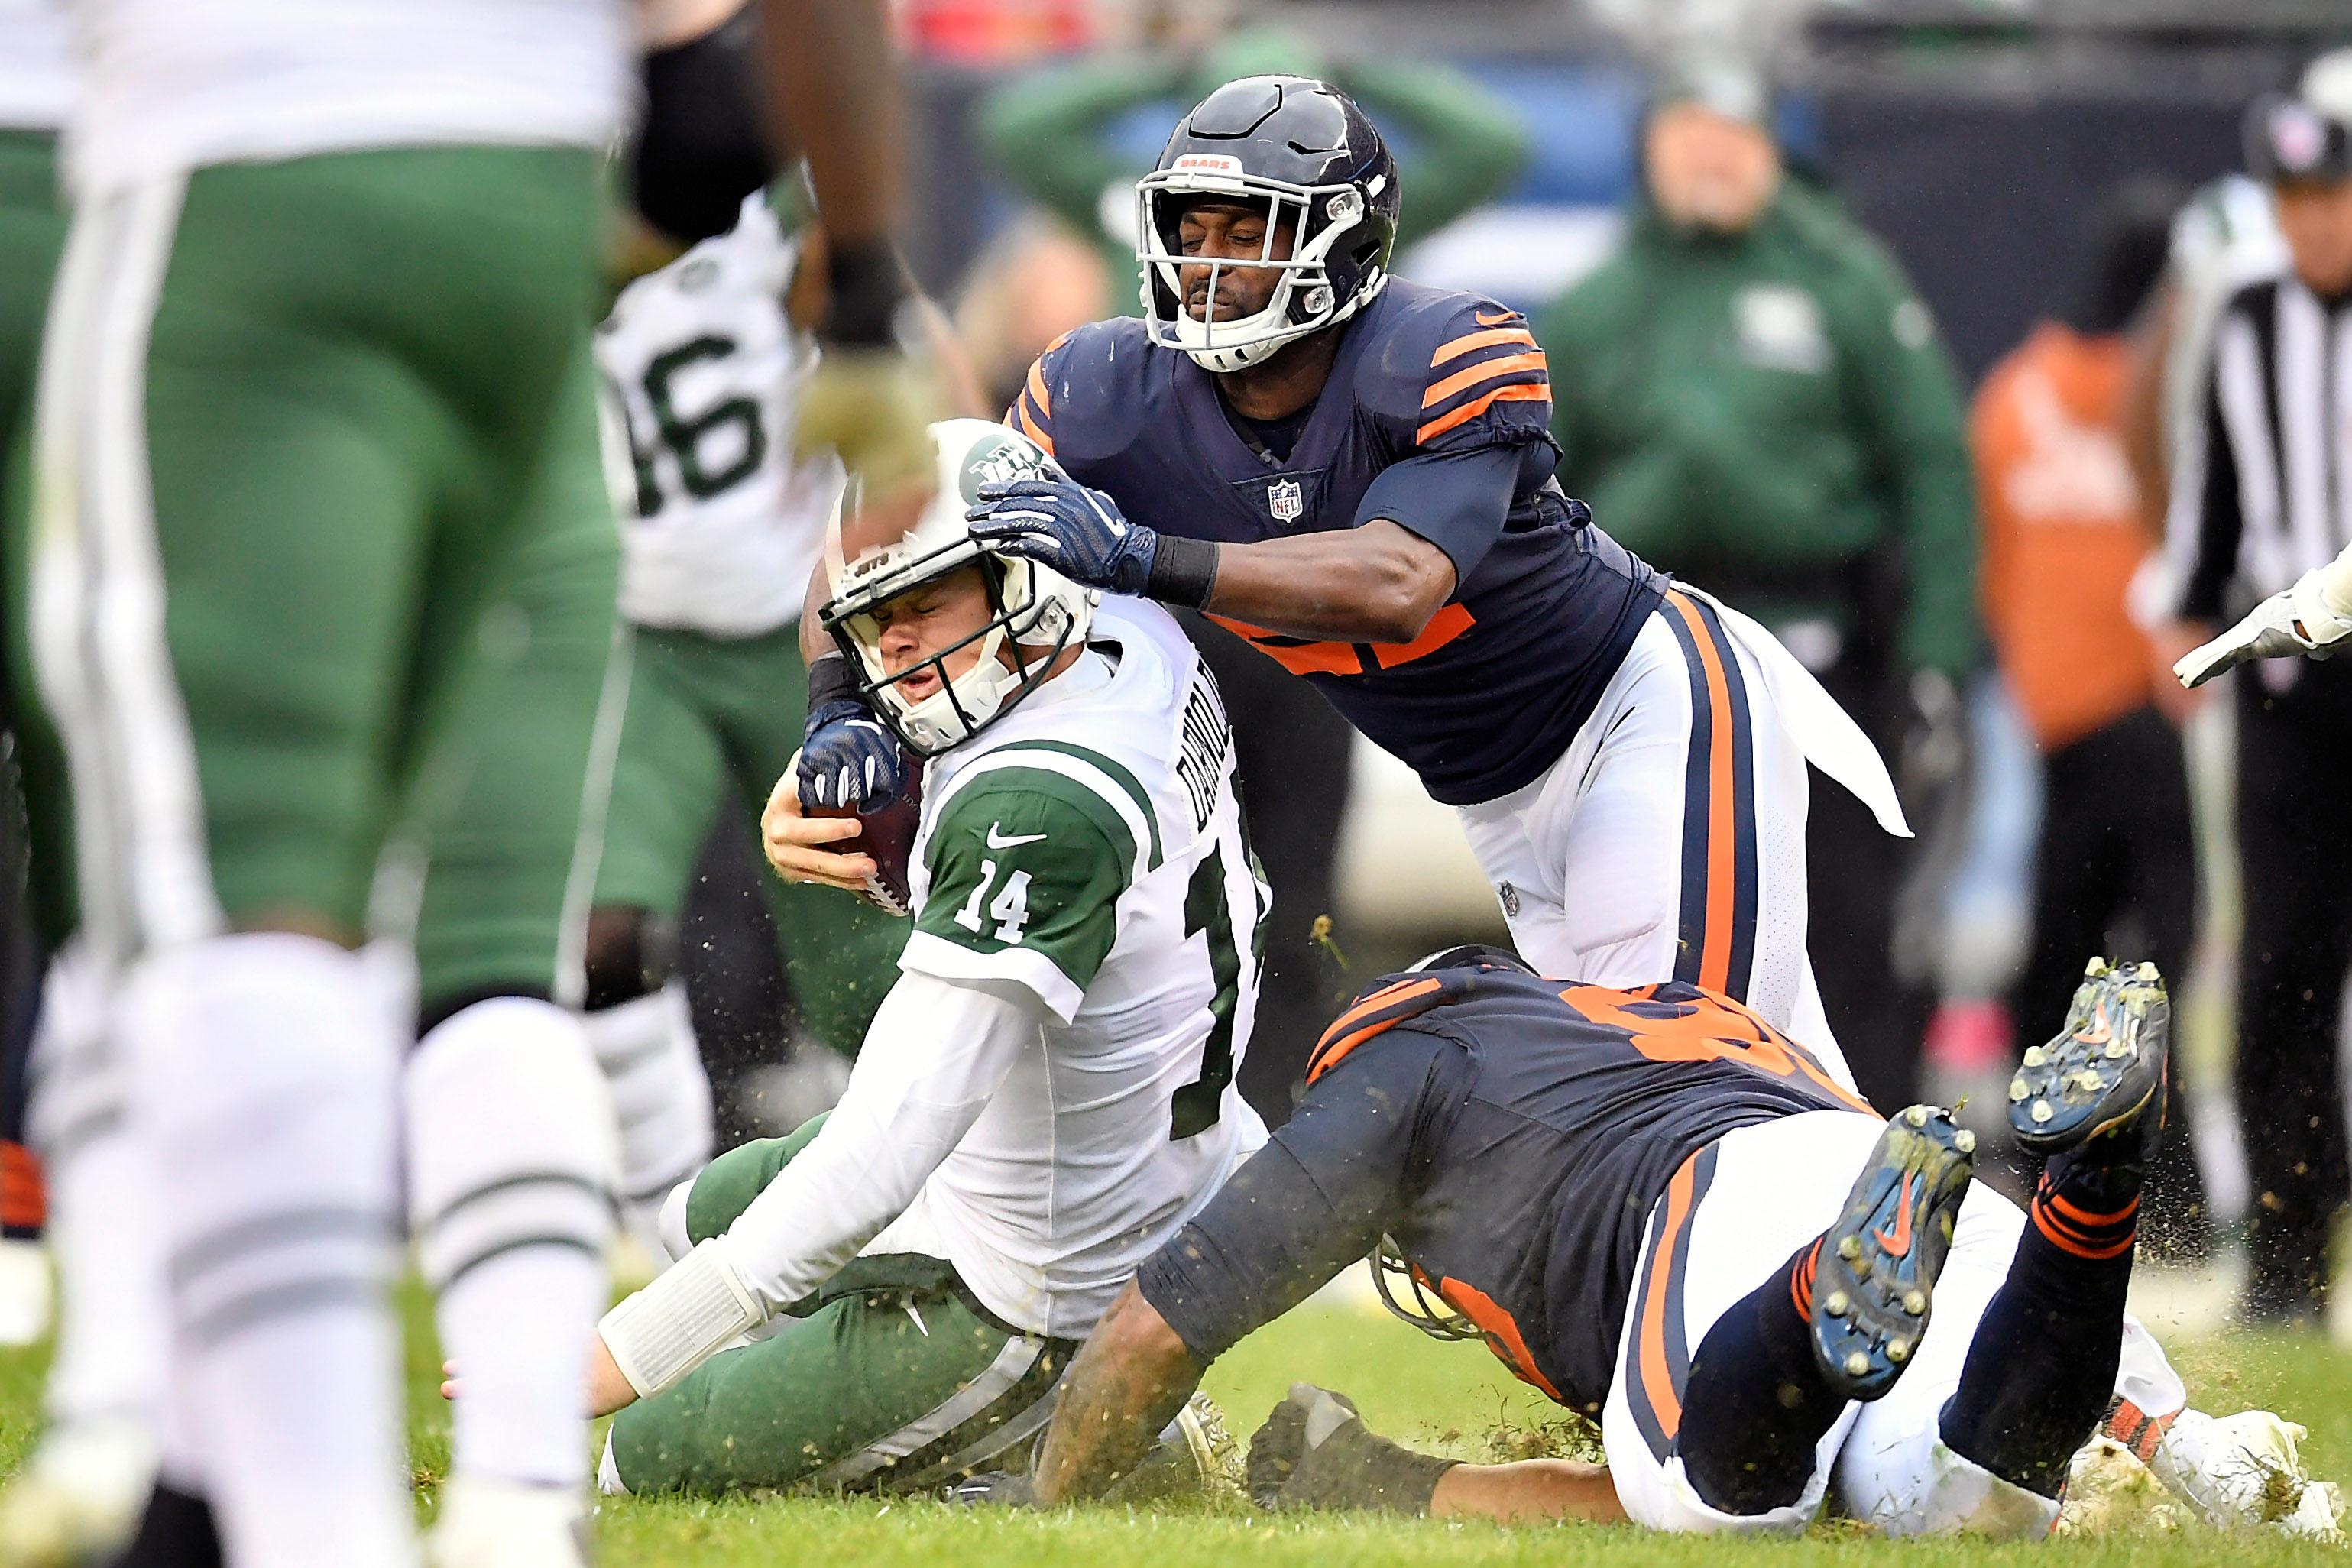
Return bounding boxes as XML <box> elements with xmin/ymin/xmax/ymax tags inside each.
<box><xmin>1474</xmin><ymin>307</ymin><xmax>1517</xmax><ymax>326</ymax></box>
<box><xmin>985</xmin><ymin>823</ymin><xmax>1049</xmax><ymax>850</ymax></box>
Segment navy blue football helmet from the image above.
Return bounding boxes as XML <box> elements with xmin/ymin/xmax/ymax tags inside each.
<box><xmin>1136</xmin><ymin>75</ymin><xmax>1401</xmax><ymax>371</ymax></box>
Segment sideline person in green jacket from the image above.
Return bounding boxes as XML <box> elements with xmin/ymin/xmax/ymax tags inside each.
<box><xmin>981</xmin><ymin>26</ymin><xmax>1531</xmax><ymax>318</ymax></box>
<box><xmin>1537</xmin><ymin>61</ymin><xmax>1981</xmax><ymax>1114</ymax></box>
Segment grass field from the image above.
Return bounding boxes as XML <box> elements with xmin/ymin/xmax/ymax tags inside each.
<box><xmin>3</xmin><ymin>1276</ymin><xmax>2350</xmax><ymax>1566</ymax></box>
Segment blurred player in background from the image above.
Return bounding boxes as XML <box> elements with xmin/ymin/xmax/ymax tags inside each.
<box><xmin>1972</xmin><ymin>178</ymin><xmax>2209</xmax><ymax>1254</ymax></box>
<box><xmin>13</xmin><ymin>3</ymin><xmax>933</xmax><ymax>1566</ymax></box>
<box><xmin>2155</xmin><ymin>63</ymin><xmax>2352</xmax><ymax>1325</ymax></box>
<box><xmin>586</xmin><ymin>0</ymin><xmax>905</xmax><ymax>1254</ymax></box>
<box><xmin>1537</xmin><ymin>59</ymin><xmax>1981</xmax><ymax>1114</ymax></box>
<box><xmin>0</xmin><ymin>0</ymin><xmax>69</xmax><ymax>1347</ymax></box>
<box><xmin>976</xmin><ymin>19</ymin><xmax>1532</xmax><ymax>1118</ymax></box>
<box><xmin>912</xmin><ymin>77</ymin><xmax>1907</xmax><ymax>1095</ymax></box>
<box><xmin>588</xmin><ymin>421</ymin><xmax>1262</xmax><ymax>1497</ymax></box>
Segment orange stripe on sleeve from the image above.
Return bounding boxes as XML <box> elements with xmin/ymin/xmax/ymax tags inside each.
<box><xmin>1430</xmin><ymin>326</ymin><xmax>1537</xmax><ymax>367</ymax></box>
<box><xmin>1423</xmin><ymin>351</ymin><xmax>1550</xmax><ymax>408</ymax></box>
<box><xmin>1025</xmin><ymin>359</ymin><xmax>1053</xmax><ymax>419</ymax></box>
<box><xmin>1664</xmin><ymin>592</ymin><xmax>1738</xmax><ymax>995</ymax></box>
<box><xmin>1306</xmin><ymin>977</ymin><xmax>1447</xmax><ymax>1082</ymax></box>
<box><xmin>1415</xmin><ymin>383</ymin><xmax>1550</xmax><ymax>445</ymax></box>
<box><xmin>1013</xmin><ymin>396</ymin><xmax>1055</xmax><ymax>456</ymax></box>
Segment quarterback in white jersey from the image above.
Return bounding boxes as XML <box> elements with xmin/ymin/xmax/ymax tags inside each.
<box><xmin>585</xmin><ymin>420</ymin><xmax>1268</xmax><ymax>1495</ymax></box>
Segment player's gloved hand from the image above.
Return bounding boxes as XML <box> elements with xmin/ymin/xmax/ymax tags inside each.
<box><xmin>799</xmin><ymin>701</ymin><xmax>905</xmax><ymax>810</ymax></box>
<box><xmin>1245</xmin><ymin>1383</ymin><xmax>1456</xmax><ymax>1515</ymax></box>
<box><xmin>2174</xmin><ymin>563</ymin><xmax>2352</xmax><ymax>688</ymax></box>
<box><xmin>797</xmin><ymin>238</ymin><xmax>938</xmax><ymax>499</ymax></box>
<box><xmin>941</xmin><ymin>1471</ymin><xmax>1036</xmax><ymax>1508</ymax></box>
<box><xmin>968</xmin><ymin>477</ymin><xmax>1158</xmax><ymax>594</ymax></box>
<box><xmin>796</xmin><ymin>653</ymin><xmax>906</xmax><ymax>811</ymax></box>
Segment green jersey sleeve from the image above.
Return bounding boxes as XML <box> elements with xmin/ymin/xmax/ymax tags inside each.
<box><xmin>902</xmin><ymin>766</ymin><xmax>1144</xmax><ymax>1024</ymax></box>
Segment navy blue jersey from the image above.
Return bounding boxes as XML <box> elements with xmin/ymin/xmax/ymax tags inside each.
<box><xmin>1135</xmin><ymin>967</ymin><xmax>1875</xmax><ymax>1415</ymax></box>
<box><xmin>1011</xmin><ymin>280</ymin><xmax>1664</xmax><ymax>806</ymax></box>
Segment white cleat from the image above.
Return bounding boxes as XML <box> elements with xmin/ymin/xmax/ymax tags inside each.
<box><xmin>424</xmin><ymin>1476</ymin><xmax>590</xmax><ymax>1568</ymax></box>
<box><xmin>0</xmin><ymin>1415</ymin><xmax>158</xmax><ymax>1568</ymax></box>
<box><xmin>0</xmin><ymin>1239</ymin><xmax>51</xmax><ymax>1347</ymax></box>
<box><xmin>2147</xmin><ymin>1408</ymin><xmax>2345</xmax><ymax>1540</ymax></box>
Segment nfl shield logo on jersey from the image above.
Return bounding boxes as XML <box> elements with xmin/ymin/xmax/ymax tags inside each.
<box><xmin>1268</xmin><ymin>478</ymin><xmax>1304</xmax><ymax>523</ymax></box>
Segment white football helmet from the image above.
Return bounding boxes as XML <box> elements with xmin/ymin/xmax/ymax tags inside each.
<box><xmin>818</xmin><ymin>419</ymin><xmax>1094</xmax><ymax>756</ymax></box>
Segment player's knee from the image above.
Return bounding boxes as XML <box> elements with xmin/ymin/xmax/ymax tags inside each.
<box><xmin>583</xmin><ymin>905</ymin><xmax>675</xmax><ymax>1012</ymax></box>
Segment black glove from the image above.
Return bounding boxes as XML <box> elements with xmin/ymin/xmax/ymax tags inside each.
<box><xmin>795</xmin><ymin>653</ymin><xmax>907</xmax><ymax>810</ymax></box>
<box><xmin>1246</xmin><ymin>1384</ymin><xmax>1456</xmax><ymax>1515</ymax></box>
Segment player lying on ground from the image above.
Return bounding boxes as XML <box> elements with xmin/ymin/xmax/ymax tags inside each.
<box><xmin>999</xmin><ymin>950</ymin><xmax>2341</xmax><ymax>1537</ymax></box>
<box><xmin>568</xmin><ymin>420</ymin><xmax>1265</xmax><ymax>1495</ymax></box>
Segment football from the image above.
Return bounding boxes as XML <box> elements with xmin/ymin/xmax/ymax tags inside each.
<box><xmin>806</xmin><ymin>763</ymin><xmax>924</xmax><ymax>915</ymax></box>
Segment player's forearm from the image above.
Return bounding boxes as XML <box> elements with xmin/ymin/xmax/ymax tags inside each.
<box><xmin>718</xmin><ymin>973</ymin><xmax>1032</xmax><ymax>1311</ymax></box>
<box><xmin>1197</xmin><ymin>520</ymin><xmax>1458</xmax><ymax>644</ymax></box>
<box><xmin>759</xmin><ymin>0</ymin><xmax>899</xmax><ymax>251</ymax></box>
<box><xmin>1032</xmin><ymin>1281</ymin><xmax>1206</xmax><ymax>1505</ymax></box>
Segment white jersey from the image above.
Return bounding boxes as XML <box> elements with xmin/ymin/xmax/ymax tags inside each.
<box><xmin>0</xmin><ymin>0</ymin><xmax>73</xmax><ymax>132</ymax></box>
<box><xmin>65</xmin><ymin>0</ymin><xmax>632</xmax><ymax>195</ymax></box>
<box><xmin>868</xmin><ymin>600</ymin><xmax>1271</xmax><ymax>1336</ymax></box>
<box><xmin>597</xmin><ymin>193</ymin><xmax>837</xmax><ymax>638</ymax></box>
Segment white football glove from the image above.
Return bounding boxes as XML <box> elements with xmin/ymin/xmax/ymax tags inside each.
<box><xmin>2175</xmin><ymin>563</ymin><xmax>2352</xmax><ymax>688</ymax></box>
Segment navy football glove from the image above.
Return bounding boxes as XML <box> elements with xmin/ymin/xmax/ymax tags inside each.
<box><xmin>797</xmin><ymin>698</ymin><xmax>907</xmax><ymax>811</ymax></box>
<box><xmin>968</xmin><ymin>477</ymin><xmax>1160</xmax><ymax>595</ymax></box>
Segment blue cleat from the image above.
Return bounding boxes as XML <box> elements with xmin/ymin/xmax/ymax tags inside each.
<box><xmin>1812</xmin><ymin>1104</ymin><xmax>1975</xmax><ymax>1401</ymax></box>
<box><xmin>2007</xmin><ymin>957</ymin><xmax>2169</xmax><ymax>1160</ymax></box>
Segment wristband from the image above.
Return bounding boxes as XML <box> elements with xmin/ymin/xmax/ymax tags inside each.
<box><xmin>822</xmin><ymin>238</ymin><xmax>909</xmax><ymax>350</ymax></box>
<box><xmin>1145</xmin><ymin>535</ymin><xmax>1220</xmax><ymax>611</ymax></box>
<box><xmin>807</xmin><ymin>650</ymin><xmax>862</xmax><ymax>714</ymax></box>
<box><xmin>598</xmin><ymin>1239</ymin><xmax>765</xmax><ymax>1399</ymax></box>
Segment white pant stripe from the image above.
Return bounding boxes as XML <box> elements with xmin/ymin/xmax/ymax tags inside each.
<box><xmin>803</xmin><ymin>1333</ymin><xmax>1043</xmax><ymax>1490</ymax></box>
<box><xmin>31</xmin><ymin>173</ymin><xmax>219</xmax><ymax>970</ymax></box>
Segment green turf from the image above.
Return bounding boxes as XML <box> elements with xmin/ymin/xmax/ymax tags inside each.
<box><xmin>3</xmin><ymin>1284</ymin><xmax>2349</xmax><ymax>1565</ymax></box>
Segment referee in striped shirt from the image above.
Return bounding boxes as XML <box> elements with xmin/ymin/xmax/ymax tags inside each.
<box><xmin>2159</xmin><ymin>63</ymin><xmax>2352</xmax><ymax>1325</ymax></box>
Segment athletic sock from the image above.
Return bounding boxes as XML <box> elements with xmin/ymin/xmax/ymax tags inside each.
<box><xmin>584</xmin><ymin>983</ymin><xmax>712</xmax><ymax>1255</ymax></box>
<box><xmin>410</xmin><ymin>996</ymin><xmax>617</xmax><ymax>1492</ymax></box>
<box><xmin>30</xmin><ymin>949</ymin><xmax>166</xmax><ymax>1453</ymax></box>
<box><xmin>123</xmin><ymin>933</ymin><xmax>411</xmax><ymax>1568</ymax></box>
<box><xmin>1679</xmin><ymin>1239</ymin><xmax>1848</xmax><ymax>1515</ymax></box>
<box><xmin>1941</xmin><ymin>1145</ymin><xmax>2140</xmax><ymax>1497</ymax></box>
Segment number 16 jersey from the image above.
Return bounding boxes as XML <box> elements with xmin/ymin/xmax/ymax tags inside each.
<box><xmin>595</xmin><ymin>190</ymin><xmax>837</xmax><ymax>638</ymax></box>
<box><xmin>870</xmin><ymin>598</ymin><xmax>1270</xmax><ymax>1339</ymax></box>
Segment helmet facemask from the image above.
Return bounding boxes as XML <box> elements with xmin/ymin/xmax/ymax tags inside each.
<box><xmin>1136</xmin><ymin>167</ymin><xmax>1388</xmax><ymax>373</ymax></box>
<box><xmin>819</xmin><ymin>523</ymin><xmax>1084</xmax><ymax>758</ymax></box>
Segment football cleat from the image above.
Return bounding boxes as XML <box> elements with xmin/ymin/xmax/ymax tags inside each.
<box><xmin>424</xmin><ymin>1476</ymin><xmax>590</xmax><ymax>1568</ymax></box>
<box><xmin>2008</xmin><ymin>958</ymin><xmax>2169</xmax><ymax>1159</ymax></box>
<box><xmin>1812</xmin><ymin>1105</ymin><xmax>1975</xmax><ymax>1401</ymax></box>
<box><xmin>1103</xmin><ymin>1391</ymin><xmax>1247</xmax><ymax>1502</ymax></box>
<box><xmin>0</xmin><ymin>1415</ymin><xmax>157</xmax><ymax>1568</ymax></box>
<box><xmin>2146</xmin><ymin>1408</ymin><xmax>2346</xmax><ymax>1540</ymax></box>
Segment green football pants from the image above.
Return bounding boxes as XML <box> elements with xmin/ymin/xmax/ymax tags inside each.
<box><xmin>30</xmin><ymin>146</ymin><xmax>604</xmax><ymax>967</ymax></box>
<box><xmin>604</xmin><ymin>1116</ymin><xmax>1078</xmax><ymax>1495</ymax></box>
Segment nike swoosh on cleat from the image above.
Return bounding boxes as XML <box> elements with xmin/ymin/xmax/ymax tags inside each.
<box><xmin>2072</xmin><ymin>999</ymin><xmax>2114</xmax><ymax>1046</ymax></box>
<box><xmin>985</xmin><ymin>824</ymin><xmax>1048</xmax><ymax>850</ymax></box>
<box><xmin>1874</xmin><ymin>1180</ymin><xmax>1915</xmax><ymax>1258</ymax></box>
